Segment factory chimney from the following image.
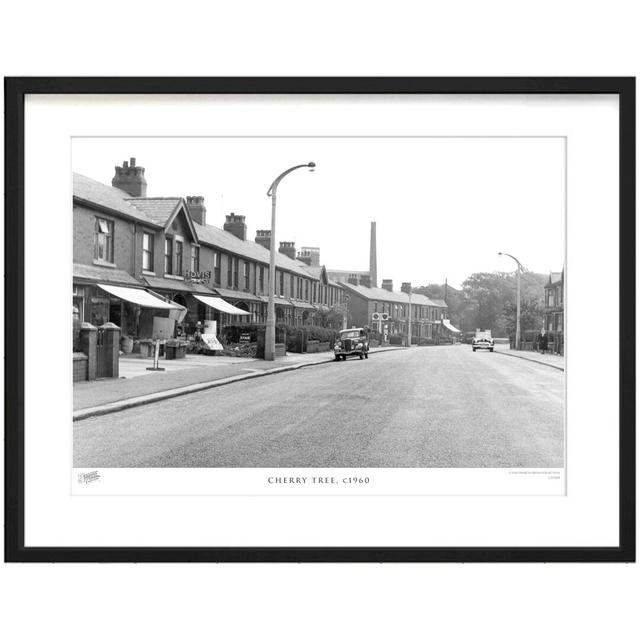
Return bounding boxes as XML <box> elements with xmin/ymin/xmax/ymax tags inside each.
<box><xmin>369</xmin><ymin>221</ymin><xmax>378</xmax><ymax>288</ymax></box>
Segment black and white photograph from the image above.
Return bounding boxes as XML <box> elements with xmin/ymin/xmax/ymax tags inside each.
<box><xmin>7</xmin><ymin>78</ymin><xmax>632</xmax><ymax>561</ymax></box>
<box><xmin>72</xmin><ymin>135</ymin><xmax>565</xmax><ymax>476</ymax></box>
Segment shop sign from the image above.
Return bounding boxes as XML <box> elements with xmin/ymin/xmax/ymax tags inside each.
<box><xmin>201</xmin><ymin>333</ymin><xmax>223</xmax><ymax>351</ymax></box>
<box><xmin>185</xmin><ymin>270</ymin><xmax>211</xmax><ymax>284</ymax></box>
<box><xmin>239</xmin><ymin>332</ymin><xmax>251</xmax><ymax>344</ymax></box>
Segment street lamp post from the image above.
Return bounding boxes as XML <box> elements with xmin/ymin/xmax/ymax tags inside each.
<box><xmin>264</xmin><ymin>162</ymin><xmax>316</xmax><ymax>361</ymax></box>
<box><xmin>498</xmin><ymin>251</ymin><xmax>523</xmax><ymax>350</ymax></box>
<box><xmin>407</xmin><ymin>291</ymin><xmax>412</xmax><ymax>347</ymax></box>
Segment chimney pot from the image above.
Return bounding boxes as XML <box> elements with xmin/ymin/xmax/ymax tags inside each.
<box><xmin>223</xmin><ymin>212</ymin><xmax>247</xmax><ymax>241</ymax></box>
<box><xmin>112</xmin><ymin>157</ymin><xmax>147</xmax><ymax>197</ymax></box>
<box><xmin>186</xmin><ymin>195</ymin><xmax>207</xmax><ymax>226</ymax></box>
<box><xmin>255</xmin><ymin>229</ymin><xmax>271</xmax><ymax>250</ymax></box>
<box><xmin>278</xmin><ymin>241</ymin><xmax>297</xmax><ymax>261</ymax></box>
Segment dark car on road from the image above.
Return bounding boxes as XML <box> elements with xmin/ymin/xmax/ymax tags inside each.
<box><xmin>334</xmin><ymin>328</ymin><xmax>369</xmax><ymax>361</ymax></box>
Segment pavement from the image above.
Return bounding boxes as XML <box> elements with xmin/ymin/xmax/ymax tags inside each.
<box><xmin>493</xmin><ymin>343</ymin><xmax>564</xmax><ymax>370</ymax></box>
<box><xmin>73</xmin><ymin>346</ymin><xmax>403</xmax><ymax>420</ymax></box>
<box><xmin>74</xmin><ymin>344</ymin><xmax>565</xmax><ymax>468</ymax></box>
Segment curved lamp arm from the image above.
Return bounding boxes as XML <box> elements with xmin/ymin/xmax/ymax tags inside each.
<box><xmin>498</xmin><ymin>251</ymin><xmax>523</xmax><ymax>272</ymax></box>
<box><xmin>267</xmin><ymin>162</ymin><xmax>316</xmax><ymax>196</ymax></box>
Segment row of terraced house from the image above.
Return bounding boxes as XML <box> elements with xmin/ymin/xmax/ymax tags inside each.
<box><xmin>73</xmin><ymin>158</ymin><xmax>450</xmax><ymax>348</ymax></box>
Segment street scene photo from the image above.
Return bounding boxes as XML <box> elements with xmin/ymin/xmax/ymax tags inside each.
<box><xmin>72</xmin><ymin>136</ymin><xmax>565</xmax><ymax>469</ymax></box>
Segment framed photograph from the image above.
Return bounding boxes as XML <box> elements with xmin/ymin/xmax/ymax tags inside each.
<box><xmin>5</xmin><ymin>77</ymin><xmax>635</xmax><ymax>562</ymax></box>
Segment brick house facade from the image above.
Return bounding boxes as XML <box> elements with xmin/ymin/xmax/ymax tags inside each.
<box><xmin>73</xmin><ymin>159</ymin><xmax>346</xmax><ymax>342</ymax></box>
<box><xmin>544</xmin><ymin>270</ymin><xmax>564</xmax><ymax>333</ymax></box>
<box><xmin>341</xmin><ymin>278</ymin><xmax>448</xmax><ymax>342</ymax></box>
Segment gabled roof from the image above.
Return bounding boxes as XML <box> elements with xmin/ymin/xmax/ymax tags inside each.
<box><xmin>126</xmin><ymin>197</ymin><xmax>199</xmax><ymax>243</ymax></box>
<box><xmin>73</xmin><ymin>173</ymin><xmax>161</xmax><ymax>227</ymax></box>
<box><xmin>547</xmin><ymin>271</ymin><xmax>563</xmax><ymax>285</ymax></box>
<box><xmin>192</xmin><ymin>221</ymin><xmax>313</xmax><ymax>278</ymax></box>
<box><xmin>125</xmin><ymin>197</ymin><xmax>182</xmax><ymax>226</ymax></box>
<box><xmin>341</xmin><ymin>282</ymin><xmax>445</xmax><ymax>307</ymax></box>
<box><xmin>300</xmin><ymin>264</ymin><xmax>329</xmax><ymax>284</ymax></box>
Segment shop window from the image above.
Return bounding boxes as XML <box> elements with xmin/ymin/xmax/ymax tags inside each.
<box><xmin>142</xmin><ymin>232</ymin><xmax>154</xmax><ymax>272</ymax></box>
<box><xmin>94</xmin><ymin>217</ymin><xmax>114</xmax><ymax>263</ymax></box>
<box><xmin>164</xmin><ymin>237</ymin><xmax>173</xmax><ymax>275</ymax></box>
<box><xmin>191</xmin><ymin>245</ymin><xmax>200</xmax><ymax>273</ymax></box>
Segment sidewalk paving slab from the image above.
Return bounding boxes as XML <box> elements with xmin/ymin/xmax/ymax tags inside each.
<box><xmin>493</xmin><ymin>344</ymin><xmax>564</xmax><ymax>371</ymax></box>
<box><xmin>73</xmin><ymin>346</ymin><xmax>404</xmax><ymax>420</ymax></box>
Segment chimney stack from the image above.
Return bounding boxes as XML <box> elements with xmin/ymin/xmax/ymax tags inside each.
<box><xmin>401</xmin><ymin>282</ymin><xmax>412</xmax><ymax>294</ymax></box>
<box><xmin>348</xmin><ymin>276</ymin><xmax>359</xmax><ymax>285</ymax></box>
<box><xmin>382</xmin><ymin>279</ymin><xmax>393</xmax><ymax>292</ymax></box>
<box><xmin>112</xmin><ymin>157</ymin><xmax>147</xmax><ymax>197</ymax></box>
<box><xmin>297</xmin><ymin>246</ymin><xmax>320</xmax><ymax>267</ymax></box>
<box><xmin>359</xmin><ymin>274</ymin><xmax>372</xmax><ymax>288</ymax></box>
<box><xmin>186</xmin><ymin>196</ymin><xmax>206</xmax><ymax>226</ymax></box>
<box><xmin>255</xmin><ymin>229</ymin><xmax>271</xmax><ymax>250</ymax></box>
<box><xmin>223</xmin><ymin>213</ymin><xmax>247</xmax><ymax>241</ymax></box>
<box><xmin>279</xmin><ymin>241</ymin><xmax>296</xmax><ymax>261</ymax></box>
<box><xmin>369</xmin><ymin>221</ymin><xmax>378</xmax><ymax>288</ymax></box>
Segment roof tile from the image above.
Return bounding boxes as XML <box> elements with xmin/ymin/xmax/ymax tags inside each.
<box><xmin>73</xmin><ymin>174</ymin><xmax>160</xmax><ymax>226</ymax></box>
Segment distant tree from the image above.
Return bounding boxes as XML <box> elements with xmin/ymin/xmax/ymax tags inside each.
<box><xmin>461</xmin><ymin>272</ymin><xmax>512</xmax><ymax>335</ymax></box>
<box><xmin>413</xmin><ymin>283</ymin><xmax>465</xmax><ymax>328</ymax></box>
<box><xmin>461</xmin><ymin>270</ymin><xmax>547</xmax><ymax>337</ymax></box>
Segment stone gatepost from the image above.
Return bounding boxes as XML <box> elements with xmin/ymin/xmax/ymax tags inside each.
<box><xmin>79</xmin><ymin>323</ymin><xmax>97</xmax><ymax>381</ymax></box>
<box><xmin>100</xmin><ymin>322</ymin><xmax>121</xmax><ymax>379</ymax></box>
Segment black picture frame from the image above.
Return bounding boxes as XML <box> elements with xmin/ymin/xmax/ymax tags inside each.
<box><xmin>4</xmin><ymin>77</ymin><xmax>635</xmax><ymax>563</ymax></box>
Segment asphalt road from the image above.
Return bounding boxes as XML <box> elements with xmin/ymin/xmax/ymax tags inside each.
<box><xmin>74</xmin><ymin>346</ymin><xmax>564</xmax><ymax>468</ymax></box>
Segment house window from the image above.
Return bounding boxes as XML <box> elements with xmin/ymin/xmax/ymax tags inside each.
<box><xmin>213</xmin><ymin>252</ymin><xmax>221</xmax><ymax>284</ymax></box>
<box><xmin>290</xmin><ymin>275</ymin><xmax>295</xmax><ymax>297</ymax></box>
<box><xmin>305</xmin><ymin>280</ymin><xmax>309</xmax><ymax>301</ymax></box>
<box><xmin>164</xmin><ymin>237</ymin><xmax>173</xmax><ymax>275</ymax></box>
<box><xmin>175</xmin><ymin>240</ymin><xmax>183</xmax><ymax>276</ymax></box>
<box><xmin>142</xmin><ymin>232</ymin><xmax>154</xmax><ymax>271</ymax></box>
<box><xmin>233</xmin><ymin>258</ymin><xmax>239</xmax><ymax>288</ymax></box>
<box><xmin>279</xmin><ymin>271</ymin><xmax>284</xmax><ymax>295</ymax></box>
<box><xmin>243</xmin><ymin>262</ymin><xmax>250</xmax><ymax>290</ymax></box>
<box><xmin>94</xmin><ymin>218</ymin><xmax>114</xmax><ymax>263</ymax></box>
<box><xmin>227</xmin><ymin>256</ymin><xmax>233</xmax><ymax>287</ymax></box>
<box><xmin>191</xmin><ymin>245</ymin><xmax>200</xmax><ymax>273</ymax></box>
<box><xmin>259</xmin><ymin>267</ymin><xmax>265</xmax><ymax>293</ymax></box>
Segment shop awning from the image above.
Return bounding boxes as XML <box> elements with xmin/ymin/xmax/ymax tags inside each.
<box><xmin>289</xmin><ymin>299</ymin><xmax>316</xmax><ymax>310</ymax></box>
<box><xmin>193</xmin><ymin>294</ymin><xmax>251</xmax><ymax>316</ymax></box>
<box><xmin>258</xmin><ymin>295</ymin><xmax>293</xmax><ymax>307</ymax></box>
<box><xmin>442</xmin><ymin>319</ymin><xmax>461</xmax><ymax>333</ymax></box>
<box><xmin>97</xmin><ymin>284</ymin><xmax>184</xmax><ymax>310</ymax></box>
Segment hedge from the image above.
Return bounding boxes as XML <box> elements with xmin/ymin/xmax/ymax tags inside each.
<box><xmin>222</xmin><ymin>323</ymin><xmax>339</xmax><ymax>350</ymax></box>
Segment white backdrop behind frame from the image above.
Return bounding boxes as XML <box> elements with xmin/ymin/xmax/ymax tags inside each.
<box><xmin>24</xmin><ymin>94</ymin><xmax>618</xmax><ymax>548</ymax></box>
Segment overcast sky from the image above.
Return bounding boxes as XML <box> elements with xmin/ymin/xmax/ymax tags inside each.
<box><xmin>73</xmin><ymin>137</ymin><xmax>565</xmax><ymax>289</ymax></box>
